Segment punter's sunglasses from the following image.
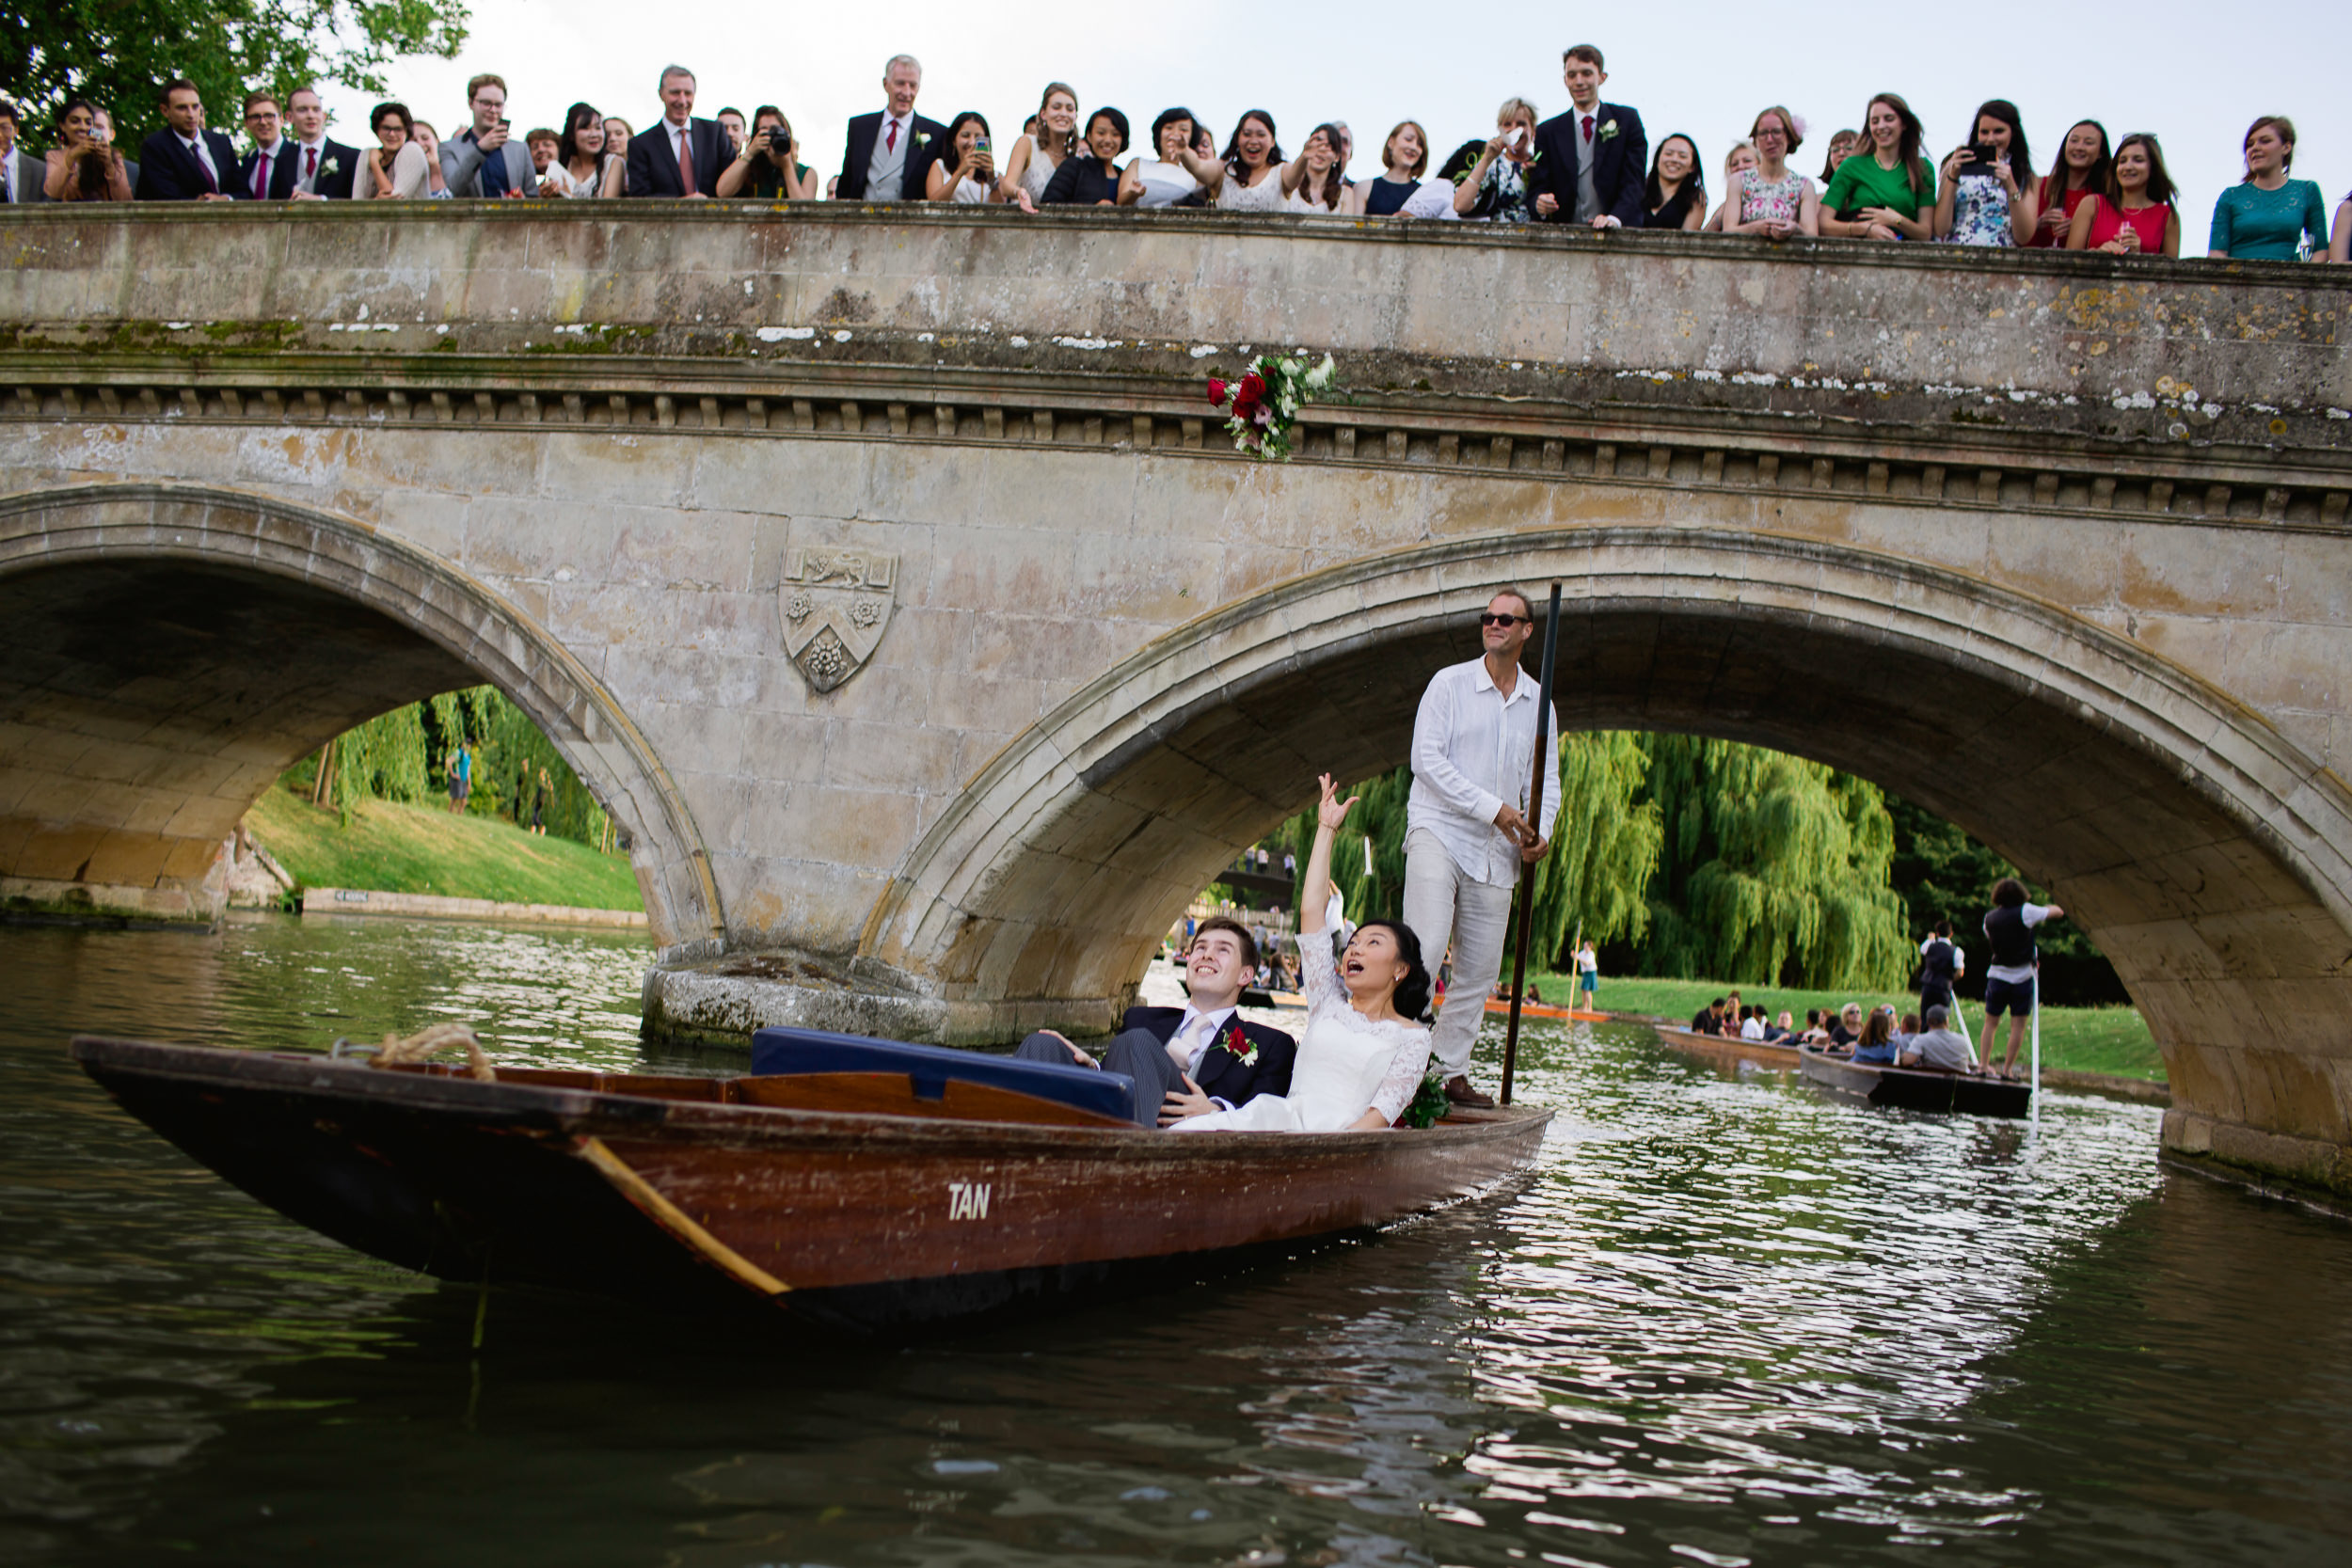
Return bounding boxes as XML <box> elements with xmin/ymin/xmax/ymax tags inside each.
<box><xmin>1479</xmin><ymin>612</ymin><xmax>1527</xmax><ymax>626</ymax></box>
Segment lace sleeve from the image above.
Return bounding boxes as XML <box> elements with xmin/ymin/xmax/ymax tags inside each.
<box><xmin>1297</xmin><ymin>927</ymin><xmax>1345</xmax><ymax>1015</ymax></box>
<box><xmin>1370</xmin><ymin>1027</ymin><xmax>1433</xmax><ymax>1125</ymax></box>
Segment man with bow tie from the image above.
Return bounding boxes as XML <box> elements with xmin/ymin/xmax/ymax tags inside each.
<box><xmin>135</xmin><ymin>80</ymin><xmax>246</xmax><ymax>201</ymax></box>
<box><xmin>1014</xmin><ymin>917</ymin><xmax>1298</xmax><ymax>1129</ymax></box>
<box><xmin>834</xmin><ymin>54</ymin><xmax>947</xmax><ymax>202</ymax></box>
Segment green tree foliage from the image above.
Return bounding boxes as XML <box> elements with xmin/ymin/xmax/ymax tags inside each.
<box><xmin>1525</xmin><ymin>732</ymin><xmax>1663</xmax><ymax>960</ymax></box>
<box><xmin>1636</xmin><ymin>736</ymin><xmax>1913</xmax><ymax>990</ymax></box>
<box><xmin>3</xmin><ymin>0</ymin><xmax>469</xmax><ymax>140</ymax></box>
<box><xmin>305</xmin><ymin>687</ymin><xmax>613</xmax><ymax>852</ymax></box>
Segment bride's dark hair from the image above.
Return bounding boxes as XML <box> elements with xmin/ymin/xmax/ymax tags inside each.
<box><xmin>1354</xmin><ymin>919</ymin><xmax>1433</xmax><ymax>1020</ymax></box>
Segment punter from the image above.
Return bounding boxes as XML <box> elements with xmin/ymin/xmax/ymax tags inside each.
<box><xmin>1401</xmin><ymin>588</ymin><xmax>1560</xmax><ymax>1108</ymax></box>
<box><xmin>1982</xmin><ymin>878</ymin><xmax>2064</xmax><ymax>1081</ymax></box>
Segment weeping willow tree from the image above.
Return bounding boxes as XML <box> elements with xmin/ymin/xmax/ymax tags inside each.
<box><xmin>1261</xmin><ymin>731</ymin><xmax>1905</xmax><ymax>987</ymax></box>
<box><xmin>1637</xmin><ymin>735</ymin><xmax>1912</xmax><ymax>989</ymax></box>
<box><xmin>1273</xmin><ymin>734</ymin><xmax>1661</xmax><ymax>962</ymax></box>
<box><xmin>300</xmin><ymin>687</ymin><xmax>613</xmax><ymax>850</ymax></box>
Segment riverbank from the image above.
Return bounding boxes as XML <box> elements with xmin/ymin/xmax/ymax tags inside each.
<box><xmin>247</xmin><ymin>787</ymin><xmax>644</xmax><ymax>913</ymax></box>
<box><xmin>1530</xmin><ymin>972</ymin><xmax>2164</xmax><ymax>1082</ymax></box>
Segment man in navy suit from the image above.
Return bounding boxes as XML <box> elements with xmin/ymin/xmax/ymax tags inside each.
<box><xmin>624</xmin><ymin>64</ymin><xmax>731</xmax><ymax>198</ymax></box>
<box><xmin>136</xmin><ymin>79</ymin><xmax>246</xmax><ymax>200</ymax></box>
<box><xmin>833</xmin><ymin>55</ymin><xmax>947</xmax><ymax>202</ymax></box>
<box><xmin>282</xmin><ymin>87</ymin><xmax>358</xmax><ymax>198</ymax></box>
<box><xmin>1016</xmin><ymin>917</ymin><xmax>1297</xmax><ymax>1128</ymax></box>
<box><xmin>238</xmin><ymin>90</ymin><xmax>301</xmax><ymax>200</ymax></box>
<box><xmin>1526</xmin><ymin>43</ymin><xmax>1648</xmax><ymax>229</ymax></box>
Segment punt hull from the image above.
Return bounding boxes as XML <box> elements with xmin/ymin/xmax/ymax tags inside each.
<box><xmin>1797</xmin><ymin>1045</ymin><xmax>2031</xmax><ymax>1118</ymax></box>
<box><xmin>72</xmin><ymin>1037</ymin><xmax>1552</xmax><ymax>1330</ymax></box>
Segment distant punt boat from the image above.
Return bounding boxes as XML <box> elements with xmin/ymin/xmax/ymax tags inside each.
<box><xmin>71</xmin><ymin>1033</ymin><xmax>1551</xmax><ymax>1331</ymax></box>
<box><xmin>1479</xmin><ymin>997</ymin><xmax>1610</xmax><ymax>1022</ymax></box>
<box><xmin>1797</xmin><ymin>1044</ymin><xmax>2032</xmax><ymax>1118</ymax></box>
<box><xmin>1648</xmin><ymin>1022</ymin><xmax>1805</xmax><ymax>1070</ymax></box>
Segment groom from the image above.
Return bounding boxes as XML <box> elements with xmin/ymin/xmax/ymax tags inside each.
<box><xmin>1017</xmin><ymin>917</ymin><xmax>1296</xmax><ymax>1128</ymax></box>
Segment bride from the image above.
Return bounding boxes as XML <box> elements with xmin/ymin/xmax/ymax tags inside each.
<box><xmin>1172</xmin><ymin>775</ymin><xmax>1434</xmax><ymax>1133</ymax></box>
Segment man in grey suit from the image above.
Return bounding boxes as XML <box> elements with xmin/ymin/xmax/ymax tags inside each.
<box><xmin>439</xmin><ymin>72</ymin><xmax>532</xmax><ymax>198</ymax></box>
<box><xmin>0</xmin><ymin>101</ymin><xmax>48</xmax><ymax>204</ymax></box>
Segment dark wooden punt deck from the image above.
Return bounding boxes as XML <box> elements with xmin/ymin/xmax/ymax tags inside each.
<box><xmin>1797</xmin><ymin>1045</ymin><xmax>2032</xmax><ymax>1118</ymax></box>
<box><xmin>71</xmin><ymin>1037</ymin><xmax>1551</xmax><ymax>1330</ymax></box>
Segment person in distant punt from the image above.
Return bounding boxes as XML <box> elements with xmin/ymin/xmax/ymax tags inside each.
<box><xmin>1171</xmin><ymin>775</ymin><xmax>1435</xmax><ymax>1133</ymax></box>
<box><xmin>1898</xmin><ymin>1005</ymin><xmax>1980</xmax><ymax>1074</ymax></box>
<box><xmin>1014</xmin><ymin>916</ymin><xmax>1295</xmax><ymax>1129</ymax></box>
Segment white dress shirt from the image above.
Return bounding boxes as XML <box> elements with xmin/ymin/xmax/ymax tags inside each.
<box><xmin>1168</xmin><ymin>1004</ymin><xmax>1243</xmax><ymax>1110</ymax></box>
<box><xmin>181</xmin><ymin>133</ymin><xmax>221</xmax><ymax>189</ymax></box>
<box><xmin>1406</xmin><ymin>657</ymin><xmax>1561</xmax><ymax>887</ymax></box>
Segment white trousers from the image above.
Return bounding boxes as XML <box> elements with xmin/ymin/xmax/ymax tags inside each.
<box><xmin>1401</xmin><ymin>827</ymin><xmax>1517</xmax><ymax>1077</ymax></box>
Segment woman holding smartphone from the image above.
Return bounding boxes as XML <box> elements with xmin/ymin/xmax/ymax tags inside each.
<box><xmin>926</xmin><ymin>112</ymin><xmax>1000</xmax><ymax>202</ymax></box>
<box><xmin>1934</xmin><ymin>99</ymin><xmax>2037</xmax><ymax>245</ymax></box>
<box><xmin>1454</xmin><ymin>98</ymin><xmax>1542</xmax><ymax>222</ymax></box>
<box><xmin>2066</xmin><ymin>132</ymin><xmax>2180</xmax><ymax>256</ymax></box>
<box><xmin>1820</xmin><ymin>93</ymin><xmax>1935</xmax><ymax>240</ymax></box>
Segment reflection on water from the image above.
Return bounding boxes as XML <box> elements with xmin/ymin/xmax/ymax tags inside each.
<box><xmin>3</xmin><ymin>917</ymin><xmax>2348</xmax><ymax>1565</ymax></box>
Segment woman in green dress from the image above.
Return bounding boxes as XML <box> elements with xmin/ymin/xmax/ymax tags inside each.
<box><xmin>1820</xmin><ymin>93</ymin><xmax>1936</xmax><ymax>241</ymax></box>
<box><xmin>2208</xmin><ymin>115</ymin><xmax>2327</xmax><ymax>261</ymax></box>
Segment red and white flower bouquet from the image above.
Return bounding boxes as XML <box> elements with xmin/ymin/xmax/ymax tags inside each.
<box><xmin>1206</xmin><ymin>353</ymin><xmax>1338</xmax><ymax>461</ymax></box>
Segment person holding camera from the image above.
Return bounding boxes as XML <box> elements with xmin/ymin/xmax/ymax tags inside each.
<box><xmin>924</xmin><ymin>112</ymin><xmax>1000</xmax><ymax>202</ymax></box>
<box><xmin>1934</xmin><ymin>99</ymin><xmax>2037</xmax><ymax>245</ymax></box>
<box><xmin>718</xmin><ymin>106</ymin><xmax>818</xmax><ymax>199</ymax></box>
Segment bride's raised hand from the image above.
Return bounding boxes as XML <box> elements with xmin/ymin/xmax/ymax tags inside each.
<box><xmin>1315</xmin><ymin>772</ymin><xmax>1359</xmax><ymax>831</ymax></box>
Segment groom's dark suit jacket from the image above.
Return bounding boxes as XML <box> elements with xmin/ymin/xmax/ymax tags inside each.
<box><xmin>1122</xmin><ymin>1006</ymin><xmax>1296</xmax><ymax>1107</ymax></box>
<box><xmin>1527</xmin><ymin>100</ymin><xmax>1649</xmax><ymax>228</ymax></box>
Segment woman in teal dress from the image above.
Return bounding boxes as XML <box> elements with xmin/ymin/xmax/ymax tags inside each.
<box><xmin>2209</xmin><ymin>115</ymin><xmax>2328</xmax><ymax>260</ymax></box>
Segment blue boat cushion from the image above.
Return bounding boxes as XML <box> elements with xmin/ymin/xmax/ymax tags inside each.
<box><xmin>749</xmin><ymin>1027</ymin><xmax>1136</xmax><ymax>1123</ymax></box>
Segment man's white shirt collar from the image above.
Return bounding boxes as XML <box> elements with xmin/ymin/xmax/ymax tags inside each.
<box><xmin>1471</xmin><ymin>660</ymin><xmax>1534</xmax><ymax>702</ymax></box>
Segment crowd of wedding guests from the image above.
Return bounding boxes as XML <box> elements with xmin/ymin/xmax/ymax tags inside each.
<box><xmin>3</xmin><ymin>45</ymin><xmax>2345</xmax><ymax>261</ymax></box>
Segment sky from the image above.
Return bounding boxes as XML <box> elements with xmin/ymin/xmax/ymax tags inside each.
<box><xmin>314</xmin><ymin>0</ymin><xmax>2351</xmax><ymax>257</ymax></box>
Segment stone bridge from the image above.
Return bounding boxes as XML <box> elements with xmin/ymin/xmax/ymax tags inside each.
<box><xmin>1</xmin><ymin>204</ymin><xmax>2347</xmax><ymax>1194</ymax></box>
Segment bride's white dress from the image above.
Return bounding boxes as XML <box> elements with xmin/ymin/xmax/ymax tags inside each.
<box><xmin>1171</xmin><ymin>930</ymin><xmax>1430</xmax><ymax>1132</ymax></box>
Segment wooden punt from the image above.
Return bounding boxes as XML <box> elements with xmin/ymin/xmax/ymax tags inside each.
<box><xmin>70</xmin><ymin>1036</ymin><xmax>1551</xmax><ymax>1331</ymax></box>
<box><xmin>1479</xmin><ymin>997</ymin><xmax>1611</xmax><ymax>1022</ymax></box>
<box><xmin>1648</xmin><ymin>1022</ymin><xmax>1805</xmax><ymax>1070</ymax></box>
<box><xmin>1797</xmin><ymin>1044</ymin><xmax>2032</xmax><ymax>1118</ymax></box>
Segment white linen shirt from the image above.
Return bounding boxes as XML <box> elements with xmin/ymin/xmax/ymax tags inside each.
<box><xmin>1406</xmin><ymin>657</ymin><xmax>1561</xmax><ymax>887</ymax></box>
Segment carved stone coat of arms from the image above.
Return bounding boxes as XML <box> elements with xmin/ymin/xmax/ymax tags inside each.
<box><xmin>780</xmin><ymin>546</ymin><xmax>898</xmax><ymax>692</ymax></box>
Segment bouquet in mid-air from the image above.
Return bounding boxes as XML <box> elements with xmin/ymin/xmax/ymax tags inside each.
<box><xmin>1206</xmin><ymin>353</ymin><xmax>1338</xmax><ymax>461</ymax></box>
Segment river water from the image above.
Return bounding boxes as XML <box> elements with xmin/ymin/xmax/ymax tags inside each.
<box><xmin>3</xmin><ymin>915</ymin><xmax>2347</xmax><ymax>1566</ymax></box>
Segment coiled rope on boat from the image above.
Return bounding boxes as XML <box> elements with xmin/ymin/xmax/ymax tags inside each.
<box><xmin>367</xmin><ymin>1022</ymin><xmax>498</xmax><ymax>1082</ymax></box>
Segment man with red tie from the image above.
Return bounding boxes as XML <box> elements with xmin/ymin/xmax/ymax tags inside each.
<box><xmin>283</xmin><ymin>87</ymin><xmax>358</xmax><ymax>199</ymax></box>
<box><xmin>1526</xmin><ymin>42</ymin><xmax>1649</xmax><ymax>230</ymax></box>
<box><xmin>135</xmin><ymin>80</ymin><xmax>246</xmax><ymax>201</ymax></box>
<box><xmin>623</xmin><ymin>65</ymin><xmax>730</xmax><ymax>199</ymax></box>
<box><xmin>239</xmin><ymin>91</ymin><xmax>298</xmax><ymax>200</ymax></box>
<box><xmin>833</xmin><ymin>55</ymin><xmax>947</xmax><ymax>202</ymax></box>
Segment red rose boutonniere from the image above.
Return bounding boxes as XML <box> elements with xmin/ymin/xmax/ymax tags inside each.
<box><xmin>1219</xmin><ymin>1022</ymin><xmax>1258</xmax><ymax>1066</ymax></box>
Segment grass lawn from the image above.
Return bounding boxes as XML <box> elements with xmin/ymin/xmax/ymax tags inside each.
<box><xmin>1534</xmin><ymin>970</ymin><xmax>2166</xmax><ymax>1082</ymax></box>
<box><xmin>249</xmin><ymin>786</ymin><xmax>644</xmax><ymax>912</ymax></box>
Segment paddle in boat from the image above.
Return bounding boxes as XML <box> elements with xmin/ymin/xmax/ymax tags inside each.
<box><xmin>1796</xmin><ymin>1043</ymin><xmax>2032</xmax><ymax>1118</ymax></box>
<box><xmin>72</xmin><ymin>1024</ymin><xmax>1550</xmax><ymax>1331</ymax></box>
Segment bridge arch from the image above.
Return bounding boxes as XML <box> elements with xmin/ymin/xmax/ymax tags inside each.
<box><xmin>0</xmin><ymin>483</ymin><xmax>723</xmax><ymax>956</ymax></box>
<box><xmin>870</xmin><ymin>526</ymin><xmax>2352</xmax><ymax>1161</ymax></box>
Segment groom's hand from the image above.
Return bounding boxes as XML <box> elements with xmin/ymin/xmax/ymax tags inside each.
<box><xmin>1158</xmin><ymin>1072</ymin><xmax>1215</xmax><ymax>1126</ymax></box>
<box><xmin>1037</xmin><ymin>1029</ymin><xmax>1096</xmax><ymax>1069</ymax></box>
